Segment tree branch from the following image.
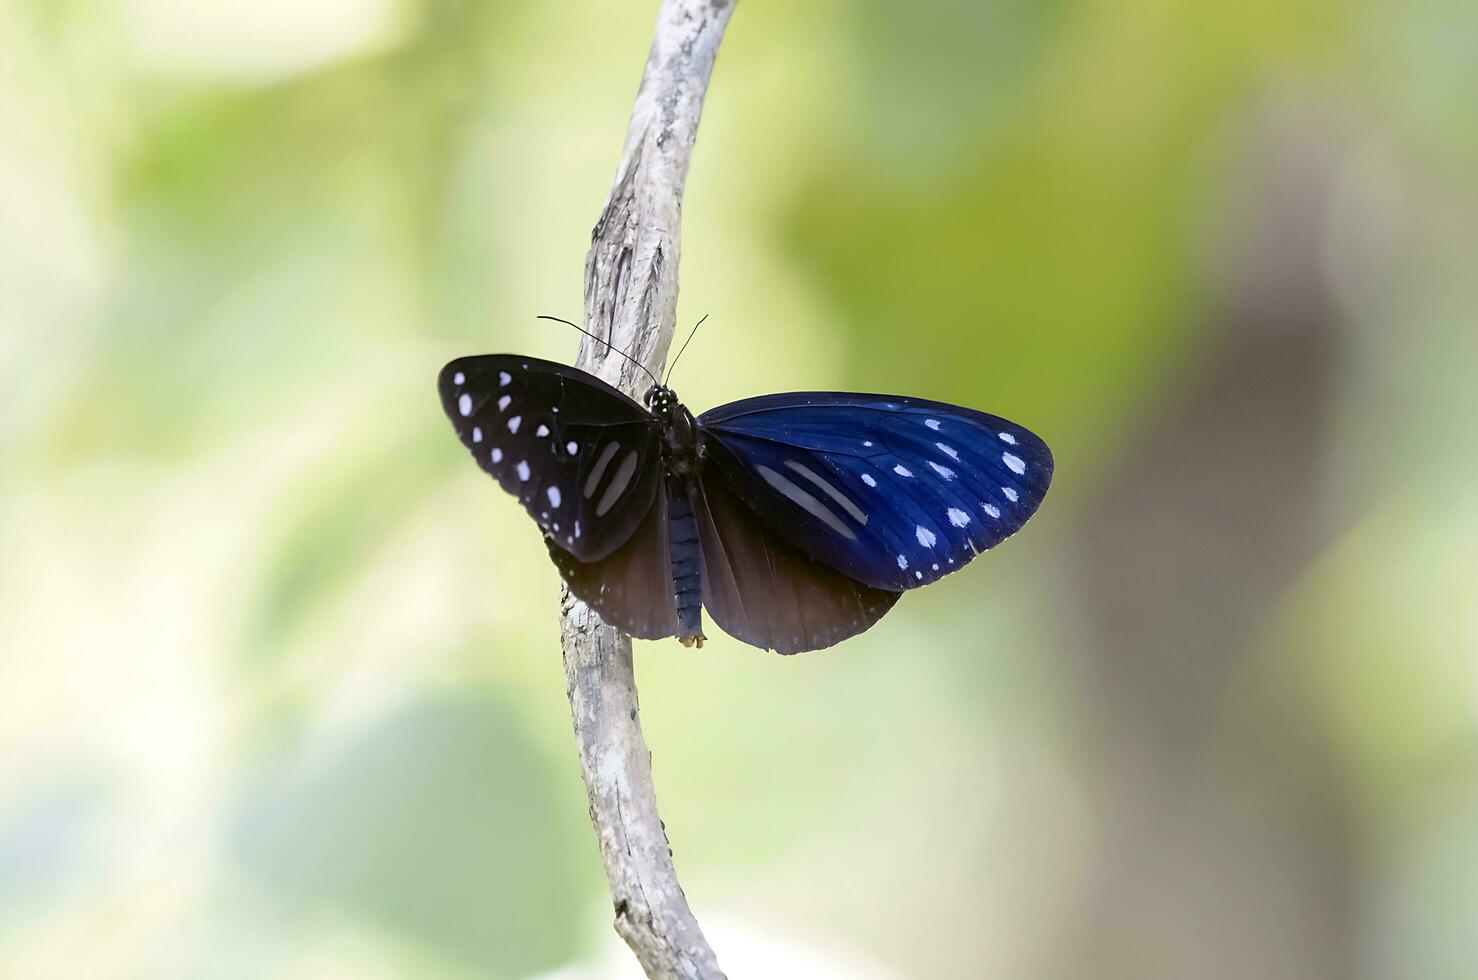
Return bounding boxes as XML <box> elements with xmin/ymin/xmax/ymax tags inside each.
<box><xmin>559</xmin><ymin>2</ymin><xmax>735</xmax><ymax>977</ymax></box>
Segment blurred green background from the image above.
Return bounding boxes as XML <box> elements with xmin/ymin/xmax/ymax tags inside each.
<box><xmin>3</xmin><ymin>0</ymin><xmax>1477</xmax><ymax>977</ymax></box>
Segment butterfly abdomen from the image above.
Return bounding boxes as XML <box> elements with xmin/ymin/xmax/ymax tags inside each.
<box><xmin>666</xmin><ymin>477</ymin><xmax>706</xmax><ymax>647</ymax></box>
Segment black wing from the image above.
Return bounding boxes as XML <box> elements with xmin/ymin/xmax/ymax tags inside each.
<box><xmin>438</xmin><ymin>355</ymin><xmax>662</xmax><ymax>563</ymax></box>
<box><xmin>694</xmin><ymin>469</ymin><xmax>901</xmax><ymax>654</ymax></box>
<box><xmin>699</xmin><ymin>392</ymin><xmax>1053</xmax><ymax>591</ymax></box>
<box><xmin>546</xmin><ymin>484</ymin><xmax>680</xmax><ymax>641</ymax></box>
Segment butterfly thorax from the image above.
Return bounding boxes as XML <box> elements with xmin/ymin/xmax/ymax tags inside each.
<box><xmin>646</xmin><ymin>385</ymin><xmax>704</xmax><ymax>479</ymax></box>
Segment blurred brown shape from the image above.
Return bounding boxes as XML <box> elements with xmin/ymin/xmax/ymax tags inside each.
<box><xmin>1063</xmin><ymin>104</ymin><xmax>1365</xmax><ymax>980</ymax></box>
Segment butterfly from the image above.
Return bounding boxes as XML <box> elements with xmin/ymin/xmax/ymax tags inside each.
<box><xmin>438</xmin><ymin>345</ymin><xmax>1052</xmax><ymax>654</ymax></box>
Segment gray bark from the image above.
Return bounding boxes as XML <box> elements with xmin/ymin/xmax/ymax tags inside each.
<box><xmin>559</xmin><ymin>2</ymin><xmax>735</xmax><ymax>977</ymax></box>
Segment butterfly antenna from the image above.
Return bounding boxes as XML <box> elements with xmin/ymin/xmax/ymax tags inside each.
<box><xmin>537</xmin><ymin>315</ymin><xmax>661</xmax><ymax>389</ymax></box>
<box><xmin>663</xmin><ymin>314</ymin><xmax>709</xmax><ymax>385</ymax></box>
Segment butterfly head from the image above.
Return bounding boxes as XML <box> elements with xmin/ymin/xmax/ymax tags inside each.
<box><xmin>644</xmin><ymin>384</ymin><xmax>679</xmax><ymax>414</ymax></box>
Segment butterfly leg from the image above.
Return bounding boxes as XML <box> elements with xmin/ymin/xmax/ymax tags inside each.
<box><xmin>667</xmin><ymin>477</ymin><xmax>706</xmax><ymax>648</ymax></box>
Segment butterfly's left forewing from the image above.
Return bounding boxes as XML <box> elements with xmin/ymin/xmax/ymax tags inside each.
<box><xmin>439</xmin><ymin>355</ymin><xmax>662</xmax><ymax>562</ymax></box>
<box><xmin>699</xmin><ymin>393</ymin><xmax>1053</xmax><ymax>592</ymax></box>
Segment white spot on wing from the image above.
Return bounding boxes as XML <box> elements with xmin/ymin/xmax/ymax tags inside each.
<box><xmin>758</xmin><ymin>465</ymin><xmax>857</xmax><ymax>539</ymax></box>
<box><xmin>1003</xmin><ymin>452</ymin><xmax>1025</xmax><ymax>474</ymax></box>
<box><xmin>784</xmin><ymin>460</ymin><xmax>868</xmax><ymax>524</ymax></box>
<box><xmin>925</xmin><ymin>419</ymin><xmax>941</xmax><ymax>430</ymax></box>
<box><xmin>1002</xmin><ymin>486</ymin><xmax>1019</xmax><ymax>502</ymax></box>
<box><xmin>471</xmin><ymin>426</ymin><xmax>482</xmax><ymax>443</ymax></box>
<box><xmin>983</xmin><ymin>503</ymin><xmax>1001</xmax><ymax>518</ymax></box>
<box><xmin>936</xmin><ymin>442</ymin><xmax>959</xmax><ymax>460</ymax></box>
<box><xmin>535</xmin><ymin>424</ymin><xmax>549</xmax><ymax>437</ymax></box>
<box><xmin>916</xmin><ymin>525</ymin><xmax>937</xmax><ymax>547</ymax></box>
<box><xmin>566</xmin><ymin>441</ymin><xmax>579</xmax><ymax>455</ymax></box>
<box><xmin>863</xmin><ymin>440</ymin><xmax>873</xmax><ymax>448</ymax></box>
<box><xmin>507</xmin><ymin>416</ymin><xmax>522</xmax><ymax>433</ymax></box>
<box><xmin>595</xmin><ymin>450</ymin><xmax>640</xmax><ymax>516</ymax></box>
<box><xmin>497</xmin><ymin>394</ymin><xmax>511</xmax><ymax>412</ymax></box>
<box><xmin>947</xmin><ymin>507</ymin><xmax>970</xmax><ymax>527</ymax></box>
<box><xmin>457</xmin><ymin>393</ymin><xmax>472</xmax><ymax>416</ymax></box>
<box><xmin>547</xmin><ymin>486</ymin><xmax>562</xmax><ymax>507</ymax></box>
<box><xmin>915</xmin><ymin>570</ymin><xmax>923</xmax><ymax>580</ymax></box>
<box><xmin>516</xmin><ymin>460</ymin><xmax>531</xmax><ymax>481</ymax></box>
<box><xmin>491</xmin><ymin>447</ymin><xmax>503</xmax><ymax>463</ymax></box>
<box><xmin>897</xmin><ymin>554</ymin><xmax>909</xmax><ymax>570</ymax></box>
<box><xmin>453</xmin><ymin>371</ymin><xmax>465</xmax><ymax>385</ymax></box>
<box><xmin>893</xmin><ymin>464</ymin><xmax>913</xmax><ymax>477</ymax></box>
<box><xmin>584</xmin><ymin>442</ymin><xmax>621</xmax><ymax>498</ymax></box>
<box><xmin>499</xmin><ymin>371</ymin><xmax>511</xmax><ymax>387</ymax></box>
<box><xmin>929</xmin><ymin>461</ymin><xmax>955</xmax><ymax>479</ymax></box>
<box><xmin>861</xmin><ymin>473</ymin><xmax>877</xmax><ymax>487</ymax></box>
<box><xmin>999</xmin><ymin>432</ymin><xmax>1016</xmax><ymax>445</ymax></box>
<box><xmin>574</xmin><ymin>521</ymin><xmax>581</xmax><ymax>539</ymax></box>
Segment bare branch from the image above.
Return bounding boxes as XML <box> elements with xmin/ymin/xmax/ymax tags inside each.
<box><xmin>559</xmin><ymin>2</ymin><xmax>735</xmax><ymax>977</ymax></box>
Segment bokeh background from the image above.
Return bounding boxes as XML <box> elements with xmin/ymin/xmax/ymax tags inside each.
<box><xmin>4</xmin><ymin>0</ymin><xmax>1477</xmax><ymax>977</ymax></box>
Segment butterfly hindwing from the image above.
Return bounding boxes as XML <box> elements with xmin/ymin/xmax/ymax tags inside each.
<box><xmin>546</xmin><ymin>485</ymin><xmax>679</xmax><ymax>640</ymax></box>
<box><xmin>693</xmin><ymin>468</ymin><xmax>901</xmax><ymax>654</ymax></box>
<box><xmin>699</xmin><ymin>393</ymin><xmax>1053</xmax><ymax>592</ymax></box>
<box><xmin>439</xmin><ymin>355</ymin><xmax>663</xmax><ymax>562</ymax></box>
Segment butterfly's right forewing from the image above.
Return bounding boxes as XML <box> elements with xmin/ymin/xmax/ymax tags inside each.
<box><xmin>699</xmin><ymin>393</ymin><xmax>1052</xmax><ymax>591</ymax></box>
<box><xmin>439</xmin><ymin>355</ymin><xmax>662</xmax><ymax>562</ymax></box>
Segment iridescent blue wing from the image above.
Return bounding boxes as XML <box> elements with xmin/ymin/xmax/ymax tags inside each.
<box><xmin>438</xmin><ymin>355</ymin><xmax>662</xmax><ymax>563</ymax></box>
<box><xmin>698</xmin><ymin>392</ymin><xmax>1053</xmax><ymax>592</ymax></box>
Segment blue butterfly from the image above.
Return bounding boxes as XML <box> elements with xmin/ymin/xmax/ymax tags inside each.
<box><xmin>438</xmin><ymin>351</ymin><xmax>1052</xmax><ymax>653</ymax></box>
